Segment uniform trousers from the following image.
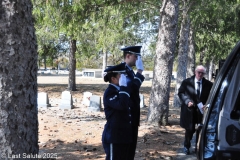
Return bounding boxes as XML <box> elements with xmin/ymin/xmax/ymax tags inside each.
<box><xmin>127</xmin><ymin>126</ymin><xmax>138</xmax><ymax>160</ymax></box>
<box><xmin>103</xmin><ymin>142</ymin><xmax>130</xmax><ymax>160</ymax></box>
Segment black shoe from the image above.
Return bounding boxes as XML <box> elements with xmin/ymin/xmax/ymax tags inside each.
<box><xmin>183</xmin><ymin>147</ymin><xmax>190</xmax><ymax>155</ymax></box>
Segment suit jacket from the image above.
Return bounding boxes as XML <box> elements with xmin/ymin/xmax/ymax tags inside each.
<box><xmin>102</xmin><ymin>84</ymin><xmax>132</xmax><ymax>143</ymax></box>
<box><xmin>178</xmin><ymin>75</ymin><xmax>213</xmax><ymax>130</ymax></box>
<box><xmin>125</xmin><ymin>65</ymin><xmax>145</xmax><ymax>127</ymax></box>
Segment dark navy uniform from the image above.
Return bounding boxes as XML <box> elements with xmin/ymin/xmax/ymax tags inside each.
<box><xmin>121</xmin><ymin>46</ymin><xmax>145</xmax><ymax>160</ymax></box>
<box><xmin>125</xmin><ymin>65</ymin><xmax>144</xmax><ymax>160</ymax></box>
<box><xmin>102</xmin><ymin>63</ymin><xmax>132</xmax><ymax>160</ymax></box>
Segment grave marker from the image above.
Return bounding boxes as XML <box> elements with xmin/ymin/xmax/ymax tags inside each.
<box><xmin>88</xmin><ymin>95</ymin><xmax>101</xmax><ymax>112</ymax></box>
<box><xmin>83</xmin><ymin>92</ymin><xmax>92</xmax><ymax>106</ymax></box>
<box><xmin>59</xmin><ymin>91</ymin><xmax>73</xmax><ymax>109</ymax></box>
<box><xmin>140</xmin><ymin>94</ymin><xmax>145</xmax><ymax>108</ymax></box>
<box><xmin>38</xmin><ymin>92</ymin><xmax>51</xmax><ymax>108</ymax></box>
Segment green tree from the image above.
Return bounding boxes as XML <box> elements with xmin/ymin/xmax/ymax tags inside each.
<box><xmin>192</xmin><ymin>0</ymin><xmax>240</xmax><ymax>67</ymax></box>
<box><xmin>33</xmin><ymin>0</ymin><xmax>99</xmax><ymax>90</ymax></box>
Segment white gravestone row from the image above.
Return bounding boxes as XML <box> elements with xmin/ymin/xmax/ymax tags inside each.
<box><xmin>37</xmin><ymin>91</ymin><xmax>144</xmax><ymax>111</ymax></box>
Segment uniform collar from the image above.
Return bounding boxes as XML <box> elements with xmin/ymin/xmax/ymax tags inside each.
<box><xmin>126</xmin><ymin>64</ymin><xmax>133</xmax><ymax>70</ymax></box>
<box><xmin>110</xmin><ymin>83</ymin><xmax>120</xmax><ymax>90</ymax></box>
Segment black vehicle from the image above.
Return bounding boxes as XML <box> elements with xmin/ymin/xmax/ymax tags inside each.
<box><xmin>196</xmin><ymin>41</ymin><xmax>240</xmax><ymax>160</ymax></box>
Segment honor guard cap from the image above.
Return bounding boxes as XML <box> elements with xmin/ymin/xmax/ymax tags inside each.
<box><xmin>103</xmin><ymin>63</ymin><xmax>126</xmax><ymax>76</ymax></box>
<box><xmin>121</xmin><ymin>46</ymin><xmax>142</xmax><ymax>56</ymax></box>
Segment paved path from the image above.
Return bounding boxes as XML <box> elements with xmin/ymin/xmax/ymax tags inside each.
<box><xmin>37</xmin><ymin>75</ymin><xmax>152</xmax><ymax>86</ymax></box>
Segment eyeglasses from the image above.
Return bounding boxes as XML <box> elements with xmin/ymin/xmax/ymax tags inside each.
<box><xmin>197</xmin><ymin>71</ymin><xmax>205</xmax><ymax>75</ymax></box>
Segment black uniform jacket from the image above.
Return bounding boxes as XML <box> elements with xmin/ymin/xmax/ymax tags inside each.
<box><xmin>178</xmin><ymin>76</ymin><xmax>213</xmax><ymax>130</ymax></box>
<box><xmin>102</xmin><ymin>84</ymin><xmax>132</xmax><ymax>144</ymax></box>
<box><xmin>125</xmin><ymin>66</ymin><xmax>145</xmax><ymax>127</ymax></box>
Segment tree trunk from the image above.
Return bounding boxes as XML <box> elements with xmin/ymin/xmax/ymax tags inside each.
<box><xmin>173</xmin><ymin>4</ymin><xmax>190</xmax><ymax>108</ymax></box>
<box><xmin>186</xmin><ymin>24</ymin><xmax>195</xmax><ymax>78</ymax></box>
<box><xmin>102</xmin><ymin>49</ymin><xmax>107</xmax><ymax>71</ymax></box>
<box><xmin>44</xmin><ymin>55</ymin><xmax>47</xmax><ymax>69</ymax></box>
<box><xmin>68</xmin><ymin>39</ymin><xmax>77</xmax><ymax>91</ymax></box>
<box><xmin>205</xmin><ymin>59</ymin><xmax>210</xmax><ymax>80</ymax></box>
<box><xmin>0</xmin><ymin>0</ymin><xmax>38</xmax><ymax>155</ymax></box>
<box><xmin>208</xmin><ymin>58</ymin><xmax>214</xmax><ymax>81</ymax></box>
<box><xmin>199</xmin><ymin>49</ymin><xmax>205</xmax><ymax>65</ymax></box>
<box><xmin>38</xmin><ymin>59</ymin><xmax>41</xmax><ymax>69</ymax></box>
<box><xmin>43</xmin><ymin>45</ymin><xmax>47</xmax><ymax>69</ymax></box>
<box><xmin>147</xmin><ymin>0</ymin><xmax>179</xmax><ymax>126</ymax></box>
<box><xmin>51</xmin><ymin>56</ymin><xmax>54</xmax><ymax>68</ymax></box>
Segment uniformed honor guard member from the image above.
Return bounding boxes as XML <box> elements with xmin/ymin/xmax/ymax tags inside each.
<box><xmin>102</xmin><ymin>63</ymin><xmax>133</xmax><ymax>160</ymax></box>
<box><xmin>120</xmin><ymin>46</ymin><xmax>145</xmax><ymax>160</ymax></box>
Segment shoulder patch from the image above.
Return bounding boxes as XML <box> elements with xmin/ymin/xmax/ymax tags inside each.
<box><xmin>109</xmin><ymin>95</ymin><xmax>117</xmax><ymax>101</ymax></box>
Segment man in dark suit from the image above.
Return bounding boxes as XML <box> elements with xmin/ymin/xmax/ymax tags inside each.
<box><xmin>102</xmin><ymin>63</ymin><xmax>132</xmax><ymax>160</ymax></box>
<box><xmin>120</xmin><ymin>46</ymin><xmax>145</xmax><ymax>160</ymax></box>
<box><xmin>178</xmin><ymin>65</ymin><xmax>213</xmax><ymax>155</ymax></box>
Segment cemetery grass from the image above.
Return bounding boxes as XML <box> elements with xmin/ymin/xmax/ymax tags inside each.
<box><xmin>38</xmin><ymin>77</ymin><xmax>184</xmax><ymax>160</ymax></box>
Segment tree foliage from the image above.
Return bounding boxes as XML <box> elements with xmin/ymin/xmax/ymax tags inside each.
<box><xmin>191</xmin><ymin>0</ymin><xmax>240</xmax><ymax>65</ymax></box>
<box><xmin>32</xmin><ymin>0</ymin><xmax>161</xmax><ymax>69</ymax></box>
<box><xmin>32</xmin><ymin>0</ymin><xmax>240</xmax><ymax>124</ymax></box>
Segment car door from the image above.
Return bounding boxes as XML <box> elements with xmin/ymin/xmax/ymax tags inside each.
<box><xmin>196</xmin><ymin>41</ymin><xmax>240</xmax><ymax>160</ymax></box>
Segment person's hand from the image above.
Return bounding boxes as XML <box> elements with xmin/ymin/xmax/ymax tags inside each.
<box><xmin>135</xmin><ymin>56</ymin><xmax>144</xmax><ymax>71</ymax></box>
<box><xmin>188</xmin><ymin>101</ymin><xmax>194</xmax><ymax>107</ymax></box>
<box><xmin>202</xmin><ymin>105</ymin><xmax>206</xmax><ymax>111</ymax></box>
<box><xmin>119</xmin><ymin>74</ymin><xmax>127</xmax><ymax>87</ymax></box>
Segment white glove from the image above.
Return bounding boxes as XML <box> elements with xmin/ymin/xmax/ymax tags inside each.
<box><xmin>119</xmin><ymin>74</ymin><xmax>127</xmax><ymax>87</ymax></box>
<box><xmin>135</xmin><ymin>56</ymin><xmax>144</xmax><ymax>71</ymax></box>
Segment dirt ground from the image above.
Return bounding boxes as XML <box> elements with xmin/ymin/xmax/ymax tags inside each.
<box><xmin>37</xmin><ymin>76</ymin><xmax>184</xmax><ymax>160</ymax></box>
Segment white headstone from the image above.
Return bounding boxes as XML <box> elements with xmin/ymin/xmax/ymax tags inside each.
<box><xmin>38</xmin><ymin>92</ymin><xmax>51</xmax><ymax>108</ymax></box>
<box><xmin>140</xmin><ymin>94</ymin><xmax>145</xmax><ymax>108</ymax></box>
<box><xmin>144</xmin><ymin>74</ymin><xmax>150</xmax><ymax>80</ymax></box>
<box><xmin>88</xmin><ymin>95</ymin><xmax>101</xmax><ymax>112</ymax></box>
<box><xmin>83</xmin><ymin>92</ymin><xmax>92</xmax><ymax>106</ymax></box>
<box><xmin>59</xmin><ymin>91</ymin><xmax>73</xmax><ymax>109</ymax></box>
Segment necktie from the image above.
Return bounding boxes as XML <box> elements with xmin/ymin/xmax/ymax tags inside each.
<box><xmin>197</xmin><ymin>81</ymin><xmax>201</xmax><ymax>98</ymax></box>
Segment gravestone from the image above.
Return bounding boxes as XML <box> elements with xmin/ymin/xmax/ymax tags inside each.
<box><xmin>59</xmin><ymin>91</ymin><xmax>73</xmax><ymax>109</ymax></box>
<box><xmin>140</xmin><ymin>94</ymin><xmax>145</xmax><ymax>108</ymax></box>
<box><xmin>144</xmin><ymin>74</ymin><xmax>150</xmax><ymax>81</ymax></box>
<box><xmin>149</xmin><ymin>72</ymin><xmax>153</xmax><ymax>79</ymax></box>
<box><xmin>38</xmin><ymin>92</ymin><xmax>51</xmax><ymax>108</ymax></box>
<box><xmin>83</xmin><ymin>92</ymin><xmax>92</xmax><ymax>106</ymax></box>
<box><xmin>88</xmin><ymin>95</ymin><xmax>101</xmax><ymax>112</ymax></box>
